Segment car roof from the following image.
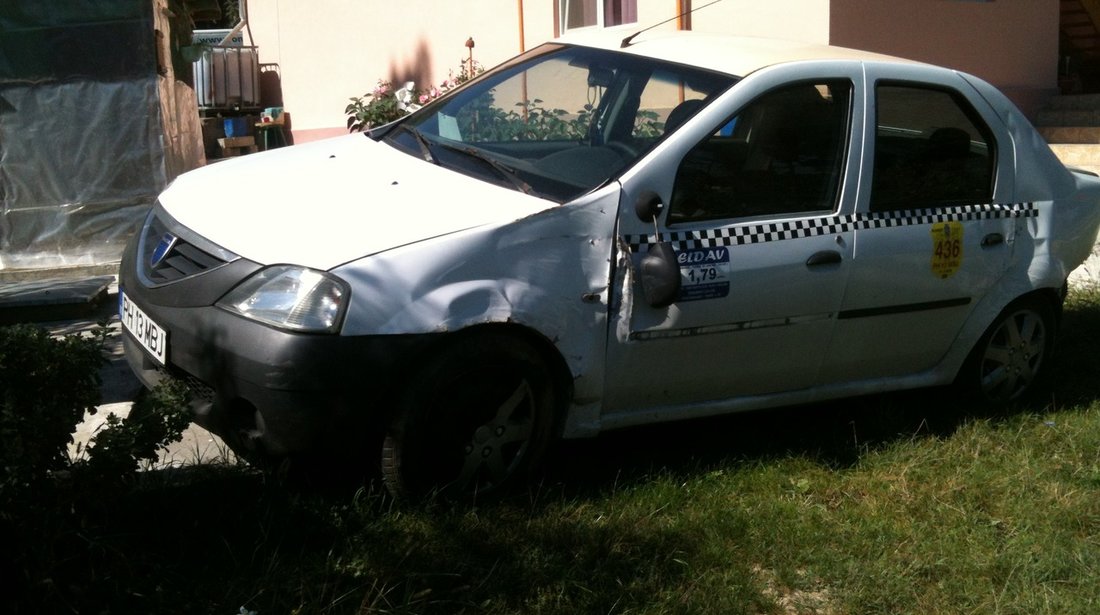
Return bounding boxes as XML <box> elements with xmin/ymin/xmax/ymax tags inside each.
<box><xmin>557</xmin><ymin>29</ymin><xmax>919</xmax><ymax>77</ymax></box>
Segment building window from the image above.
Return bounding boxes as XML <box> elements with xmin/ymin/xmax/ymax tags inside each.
<box><xmin>561</xmin><ymin>0</ymin><xmax>637</xmax><ymax>32</ymax></box>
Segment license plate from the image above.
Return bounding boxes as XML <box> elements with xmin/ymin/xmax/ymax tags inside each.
<box><xmin>119</xmin><ymin>290</ymin><xmax>168</xmax><ymax>366</ymax></box>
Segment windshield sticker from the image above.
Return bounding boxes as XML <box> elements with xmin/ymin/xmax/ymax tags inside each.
<box><xmin>677</xmin><ymin>247</ymin><xmax>730</xmax><ymax>301</ymax></box>
<box><xmin>930</xmin><ymin>221</ymin><xmax>963</xmax><ymax>279</ymax></box>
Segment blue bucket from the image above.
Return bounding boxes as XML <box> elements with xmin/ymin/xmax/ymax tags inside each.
<box><xmin>223</xmin><ymin>117</ymin><xmax>247</xmax><ymax>137</ymax></box>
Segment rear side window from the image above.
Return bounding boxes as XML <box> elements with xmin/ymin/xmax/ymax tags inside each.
<box><xmin>871</xmin><ymin>84</ymin><xmax>995</xmax><ymax>211</ymax></box>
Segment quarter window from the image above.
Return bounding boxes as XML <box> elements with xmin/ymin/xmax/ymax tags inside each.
<box><xmin>871</xmin><ymin>84</ymin><xmax>995</xmax><ymax>210</ymax></box>
<box><xmin>668</xmin><ymin>80</ymin><xmax>853</xmax><ymax>224</ymax></box>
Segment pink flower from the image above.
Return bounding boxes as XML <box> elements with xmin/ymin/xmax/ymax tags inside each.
<box><xmin>418</xmin><ymin>94</ymin><xmax>429</xmax><ymax>104</ymax></box>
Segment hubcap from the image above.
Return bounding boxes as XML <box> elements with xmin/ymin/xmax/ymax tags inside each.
<box><xmin>452</xmin><ymin>379</ymin><xmax>534</xmax><ymax>492</ymax></box>
<box><xmin>980</xmin><ymin>309</ymin><xmax>1046</xmax><ymax>402</ymax></box>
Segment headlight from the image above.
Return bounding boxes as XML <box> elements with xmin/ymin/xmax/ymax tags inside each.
<box><xmin>217</xmin><ymin>266</ymin><xmax>349</xmax><ymax>333</ymax></box>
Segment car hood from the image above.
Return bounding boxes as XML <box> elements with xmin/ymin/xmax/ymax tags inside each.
<box><xmin>159</xmin><ymin>133</ymin><xmax>557</xmax><ymax>271</ymax></box>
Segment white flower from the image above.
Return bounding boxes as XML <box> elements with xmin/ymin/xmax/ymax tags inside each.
<box><xmin>395</xmin><ymin>81</ymin><xmax>421</xmax><ymax>113</ymax></box>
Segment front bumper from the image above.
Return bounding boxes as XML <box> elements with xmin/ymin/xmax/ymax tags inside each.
<box><xmin>119</xmin><ymin>236</ymin><xmax>437</xmax><ymax>458</ymax></box>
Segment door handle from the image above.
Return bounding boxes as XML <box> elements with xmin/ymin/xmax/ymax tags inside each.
<box><xmin>981</xmin><ymin>233</ymin><xmax>1004</xmax><ymax>247</ymax></box>
<box><xmin>806</xmin><ymin>250</ymin><xmax>842</xmax><ymax>267</ymax></box>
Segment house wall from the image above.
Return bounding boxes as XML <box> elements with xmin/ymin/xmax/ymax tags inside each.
<box><xmin>246</xmin><ymin>1</ymin><xmax>555</xmax><ymax>143</ymax></box>
<box><xmin>245</xmin><ymin>0</ymin><xmax>1056</xmax><ymax>143</ymax></box>
<box><xmin>246</xmin><ymin>0</ymin><xmax>838</xmax><ymax>142</ymax></box>
<box><xmin>829</xmin><ymin>0</ymin><xmax>1059</xmax><ymax>118</ymax></box>
<box><xmin>686</xmin><ymin>0</ymin><xmax>830</xmax><ymax>43</ymax></box>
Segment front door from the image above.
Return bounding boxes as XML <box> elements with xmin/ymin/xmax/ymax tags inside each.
<box><xmin>604</xmin><ymin>74</ymin><xmax>862</xmax><ymax>415</ymax></box>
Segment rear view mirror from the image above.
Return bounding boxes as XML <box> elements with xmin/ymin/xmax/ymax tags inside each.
<box><xmin>633</xmin><ymin>190</ymin><xmax>680</xmax><ymax>307</ymax></box>
<box><xmin>588</xmin><ymin>66</ymin><xmax>614</xmax><ymax>88</ymax></box>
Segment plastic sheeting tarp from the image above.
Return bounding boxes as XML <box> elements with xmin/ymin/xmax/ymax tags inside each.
<box><xmin>0</xmin><ymin>0</ymin><xmax>204</xmax><ymax>272</ymax></box>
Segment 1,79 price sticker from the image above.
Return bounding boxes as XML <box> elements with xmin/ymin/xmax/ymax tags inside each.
<box><xmin>930</xmin><ymin>221</ymin><xmax>963</xmax><ymax>279</ymax></box>
<box><xmin>677</xmin><ymin>247</ymin><xmax>731</xmax><ymax>301</ymax></box>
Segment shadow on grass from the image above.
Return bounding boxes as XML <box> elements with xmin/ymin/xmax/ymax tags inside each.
<box><xmin>16</xmin><ymin>290</ymin><xmax>1100</xmax><ymax>614</ymax></box>
<box><xmin>543</xmin><ymin>386</ymin><xmax>964</xmax><ymax>497</ymax></box>
<box><xmin>17</xmin><ymin>463</ymin><xmax>753</xmax><ymax>614</ymax></box>
<box><xmin>540</xmin><ymin>287</ymin><xmax>1100</xmax><ymax>497</ymax></box>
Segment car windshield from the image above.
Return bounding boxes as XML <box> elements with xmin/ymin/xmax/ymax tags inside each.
<box><xmin>376</xmin><ymin>43</ymin><xmax>737</xmax><ymax>203</ymax></box>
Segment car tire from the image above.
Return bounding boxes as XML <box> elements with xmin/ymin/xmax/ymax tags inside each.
<box><xmin>961</xmin><ymin>296</ymin><xmax>1056</xmax><ymax>405</ymax></box>
<box><xmin>381</xmin><ymin>331</ymin><xmax>556</xmax><ymax>501</ymax></box>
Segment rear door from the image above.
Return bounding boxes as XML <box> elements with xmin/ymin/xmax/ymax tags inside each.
<box><xmin>818</xmin><ymin>64</ymin><xmax>1019</xmax><ymax>384</ymax></box>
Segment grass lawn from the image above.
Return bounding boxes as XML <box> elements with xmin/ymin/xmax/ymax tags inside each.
<box><xmin>16</xmin><ymin>289</ymin><xmax>1100</xmax><ymax>614</ymax></box>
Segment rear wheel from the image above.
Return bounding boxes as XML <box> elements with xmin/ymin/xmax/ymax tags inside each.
<box><xmin>381</xmin><ymin>332</ymin><xmax>556</xmax><ymax>501</ymax></box>
<box><xmin>963</xmin><ymin>297</ymin><xmax>1056</xmax><ymax>405</ymax></box>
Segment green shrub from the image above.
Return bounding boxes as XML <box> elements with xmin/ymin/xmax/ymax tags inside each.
<box><xmin>345</xmin><ymin>79</ymin><xmax>407</xmax><ymax>130</ymax></box>
<box><xmin>0</xmin><ymin>322</ymin><xmax>194</xmax><ymax>499</ymax></box>
<box><xmin>0</xmin><ymin>323</ymin><xmax>194</xmax><ymax>609</ymax></box>
<box><xmin>0</xmin><ymin>324</ymin><xmax>104</xmax><ymax>511</ymax></box>
<box><xmin>83</xmin><ymin>376</ymin><xmax>192</xmax><ymax>478</ymax></box>
<box><xmin>345</xmin><ymin>60</ymin><xmax>483</xmax><ymax>132</ymax></box>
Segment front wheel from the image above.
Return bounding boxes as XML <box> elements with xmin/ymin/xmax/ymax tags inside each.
<box><xmin>381</xmin><ymin>332</ymin><xmax>556</xmax><ymax>501</ymax></box>
<box><xmin>962</xmin><ymin>297</ymin><xmax>1056</xmax><ymax>405</ymax></box>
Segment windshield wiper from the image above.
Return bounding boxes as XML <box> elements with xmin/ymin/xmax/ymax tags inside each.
<box><xmin>396</xmin><ymin>124</ymin><xmax>438</xmax><ymax>165</ymax></box>
<box><xmin>434</xmin><ymin>141</ymin><xmax>533</xmax><ymax>195</ymax></box>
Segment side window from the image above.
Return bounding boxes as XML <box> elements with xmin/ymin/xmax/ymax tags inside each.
<box><xmin>668</xmin><ymin>80</ymin><xmax>852</xmax><ymax>225</ymax></box>
<box><xmin>871</xmin><ymin>84</ymin><xmax>995</xmax><ymax>211</ymax></box>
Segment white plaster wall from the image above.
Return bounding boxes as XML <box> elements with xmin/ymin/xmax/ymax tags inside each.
<box><xmin>246</xmin><ymin>1</ymin><xmax>556</xmax><ymax>140</ymax></box>
<box><xmin>245</xmin><ymin>0</ymin><xmax>837</xmax><ymax>140</ymax></box>
<box><xmin>244</xmin><ymin>0</ymin><xmax>1053</xmax><ymax>138</ymax></box>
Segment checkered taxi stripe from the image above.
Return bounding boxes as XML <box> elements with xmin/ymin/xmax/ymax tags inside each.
<box><xmin>623</xmin><ymin>202</ymin><xmax>1037</xmax><ymax>252</ymax></box>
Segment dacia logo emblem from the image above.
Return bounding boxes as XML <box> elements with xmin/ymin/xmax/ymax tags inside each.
<box><xmin>151</xmin><ymin>232</ymin><xmax>178</xmax><ymax>268</ymax></box>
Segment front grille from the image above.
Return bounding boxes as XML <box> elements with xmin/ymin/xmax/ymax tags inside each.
<box><xmin>138</xmin><ymin>205</ymin><xmax>238</xmax><ymax>285</ymax></box>
<box><xmin>176</xmin><ymin>369</ymin><xmax>216</xmax><ymax>404</ymax></box>
<box><xmin>148</xmin><ymin>239</ymin><xmax>225</xmax><ymax>283</ymax></box>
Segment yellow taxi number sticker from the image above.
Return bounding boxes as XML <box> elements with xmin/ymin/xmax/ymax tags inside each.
<box><xmin>930</xmin><ymin>221</ymin><xmax>963</xmax><ymax>279</ymax></box>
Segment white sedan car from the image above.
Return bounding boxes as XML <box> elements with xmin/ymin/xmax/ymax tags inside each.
<box><xmin>119</xmin><ymin>30</ymin><xmax>1100</xmax><ymax>499</ymax></box>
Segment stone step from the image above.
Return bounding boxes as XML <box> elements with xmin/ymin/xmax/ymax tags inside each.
<box><xmin>1038</xmin><ymin>126</ymin><xmax>1100</xmax><ymax>143</ymax></box>
<box><xmin>1049</xmin><ymin>144</ymin><xmax>1100</xmax><ymax>174</ymax></box>
<box><xmin>1035</xmin><ymin>108</ymin><xmax>1100</xmax><ymax>127</ymax></box>
<box><xmin>1044</xmin><ymin>93</ymin><xmax>1100</xmax><ymax>111</ymax></box>
<box><xmin>0</xmin><ymin>275</ymin><xmax>114</xmax><ymax>325</ymax></box>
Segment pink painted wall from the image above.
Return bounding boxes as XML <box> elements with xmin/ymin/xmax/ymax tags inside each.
<box><xmin>829</xmin><ymin>0</ymin><xmax>1059</xmax><ymax>118</ymax></box>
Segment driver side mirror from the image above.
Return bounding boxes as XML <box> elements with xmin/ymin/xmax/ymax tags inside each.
<box><xmin>634</xmin><ymin>191</ymin><xmax>681</xmax><ymax>308</ymax></box>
